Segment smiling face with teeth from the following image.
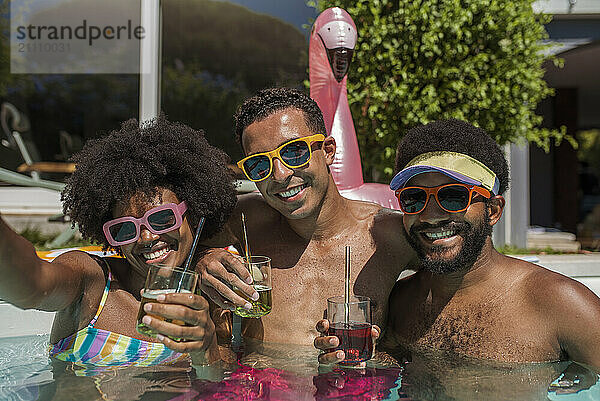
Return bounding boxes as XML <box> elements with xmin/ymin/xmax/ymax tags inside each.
<box><xmin>242</xmin><ymin>108</ymin><xmax>336</xmax><ymax>220</ymax></box>
<box><xmin>114</xmin><ymin>187</ymin><xmax>193</xmax><ymax>279</ymax></box>
<box><xmin>402</xmin><ymin>172</ymin><xmax>493</xmax><ymax>274</ymax></box>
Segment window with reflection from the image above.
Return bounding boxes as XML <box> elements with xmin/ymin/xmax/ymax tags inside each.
<box><xmin>161</xmin><ymin>0</ymin><xmax>317</xmax><ymax>165</ymax></box>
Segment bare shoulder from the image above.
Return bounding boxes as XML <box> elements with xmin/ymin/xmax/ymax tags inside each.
<box><xmin>206</xmin><ymin>193</ymin><xmax>281</xmax><ymax>246</ymax></box>
<box><xmin>49</xmin><ymin>251</ymin><xmax>109</xmax><ymax>340</ymax></box>
<box><xmin>346</xmin><ymin>201</ymin><xmax>412</xmax><ymax>249</ymax></box>
<box><xmin>233</xmin><ymin>192</ymin><xmax>284</xmax><ymax>240</ymax></box>
<box><xmin>508</xmin><ymin>256</ymin><xmax>600</xmax><ymax>316</ymax></box>
<box><xmin>336</xmin><ymin>198</ymin><xmax>381</xmax><ymax>226</ymax></box>
<box><xmin>51</xmin><ymin>250</ymin><xmax>106</xmax><ymax>287</ymax></box>
<box><xmin>371</xmin><ymin>205</ymin><xmax>404</xmax><ymax>227</ymax></box>
<box><xmin>237</xmin><ymin>192</ymin><xmax>267</xmax><ymax>208</ymax></box>
<box><xmin>344</xmin><ymin>199</ymin><xmax>402</xmax><ymax>220</ymax></box>
<box><xmin>518</xmin><ymin>258</ymin><xmax>597</xmax><ymax>299</ymax></box>
<box><xmin>370</xmin><ymin>206</ymin><xmax>416</xmax><ymax>261</ymax></box>
<box><xmin>511</xmin><ymin>256</ymin><xmax>600</xmax><ymax>365</ymax></box>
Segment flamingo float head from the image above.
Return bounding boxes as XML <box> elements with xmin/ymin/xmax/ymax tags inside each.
<box><xmin>314</xmin><ymin>7</ymin><xmax>357</xmax><ymax>82</ymax></box>
<box><xmin>309</xmin><ymin>8</ymin><xmax>401</xmax><ymax>209</ymax></box>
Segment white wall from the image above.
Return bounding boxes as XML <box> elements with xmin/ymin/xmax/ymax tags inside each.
<box><xmin>492</xmin><ymin>143</ymin><xmax>530</xmax><ymax>248</ymax></box>
<box><xmin>534</xmin><ymin>0</ymin><xmax>600</xmax><ymax>14</ymax></box>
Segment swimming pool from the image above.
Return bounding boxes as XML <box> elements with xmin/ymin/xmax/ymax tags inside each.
<box><xmin>1</xmin><ymin>254</ymin><xmax>599</xmax><ymax>400</ymax></box>
<box><xmin>1</xmin><ymin>333</ymin><xmax>599</xmax><ymax>400</ymax></box>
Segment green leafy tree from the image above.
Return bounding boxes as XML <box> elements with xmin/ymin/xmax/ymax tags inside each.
<box><xmin>317</xmin><ymin>0</ymin><xmax>566</xmax><ymax>180</ymax></box>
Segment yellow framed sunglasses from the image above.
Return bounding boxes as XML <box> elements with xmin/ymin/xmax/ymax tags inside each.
<box><xmin>237</xmin><ymin>134</ymin><xmax>325</xmax><ymax>182</ymax></box>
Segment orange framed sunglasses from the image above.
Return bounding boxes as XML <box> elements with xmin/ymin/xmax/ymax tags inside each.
<box><xmin>395</xmin><ymin>183</ymin><xmax>491</xmax><ymax>214</ymax></box>
<box><xmin>237</xmin><ymin>134</ymin><xmax>325</xmax><ymax>182</ymax></box>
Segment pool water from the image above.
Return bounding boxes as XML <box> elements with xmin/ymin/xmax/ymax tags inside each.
<box><xmin>0</xmin><ymin>335</ymin><xmax>599</xmax><ymax>400</ymax></box>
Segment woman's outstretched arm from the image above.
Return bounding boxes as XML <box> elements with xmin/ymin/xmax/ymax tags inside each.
<box><xmin>0</xmin><ymin>214</ymin><xmax>94</xmax><ymax>311</ymax></box>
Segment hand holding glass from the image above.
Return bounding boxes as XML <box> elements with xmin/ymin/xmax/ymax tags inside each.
<box><xmin>327</xmin><ymin>295</ymin><xmax>373</xmax><ymax>365</ymax></box>
<box><xmin>234</xmin><ymin>256</ymin><xmax>272</xmax><ymax>318</ymax></box>
<box><xmin>137</xmin><ymin>264</ymin><xmax>198</xmax><ymax>340</ymax></box>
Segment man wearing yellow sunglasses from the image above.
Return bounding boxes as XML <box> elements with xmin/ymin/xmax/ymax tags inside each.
<box><xmin>197</xmin><ymin>87</ymin><xmax>416</xmax><ymax>346</ymax></box>
<box><xmin>318</xmin><ymin>119</ymin><xmax>600</xmax><ymax>370</ymax></box>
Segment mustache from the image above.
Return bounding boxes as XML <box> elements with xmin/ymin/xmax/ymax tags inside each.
<box><xmin>409</xmin><ymin>220</ymin><xmax>472</xmax><ymax>236</ymax></box>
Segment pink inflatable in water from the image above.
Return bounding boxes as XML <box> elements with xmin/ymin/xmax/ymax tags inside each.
<box><xmin>309</xmin><ymin>7</ymin><xmax>399</xmax><ymax>209</ymax></box>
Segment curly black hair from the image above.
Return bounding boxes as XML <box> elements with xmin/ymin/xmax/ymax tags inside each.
<box><xmin>234</xmin><ymin>87</ymin><xmax>326</xmax><ymax>147</ymax></box>
<box><xmin>394</xmin><ymin>119</ymin><xmax>509</xmax><ymax>195</ymax></box>
<box><xmin>61</xmin><ymin>115</ymin><xmax>237</xmax><ymax>248</ymax></box>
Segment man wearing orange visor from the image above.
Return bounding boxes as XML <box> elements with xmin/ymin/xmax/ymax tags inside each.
<box><xmin>380</xmin><ymin>119</ymin><xmax>600</xmax><ymax>368</ymax></box>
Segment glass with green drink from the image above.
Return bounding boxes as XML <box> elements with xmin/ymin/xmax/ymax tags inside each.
<box><xmin>233</xmin><ymin>255</ymin><xmax>272</xmax><ymax>318</ymax></box>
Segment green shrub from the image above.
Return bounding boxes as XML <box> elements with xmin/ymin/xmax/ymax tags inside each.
<box><xmin>19</xmin><ymin>227</ymin><xmax>92</xmax><ymax>251</ymax></box>
<box><xmin>316</xmin><ymin>0</ymin><xmax>567</xmax><ymax>181</ymax></box>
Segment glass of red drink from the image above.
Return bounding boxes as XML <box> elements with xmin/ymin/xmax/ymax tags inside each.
<box><xmin>326</xmin><ymin>295</ymin><xmax>373</xmax><ymax>366</ymax></box>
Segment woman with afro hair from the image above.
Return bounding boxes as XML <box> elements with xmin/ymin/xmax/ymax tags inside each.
<box><xmin>0</xmin><ymin>115</ymin><xmax>237</xmax><ymax>368</ymax></box>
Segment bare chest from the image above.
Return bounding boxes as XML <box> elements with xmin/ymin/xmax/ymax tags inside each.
<box><xmin>393</xmin><ymin>299</ymin><xmax>559</xmax><ymax>362</ymax></box>
<box><xmin>252</xmin><ymin>240</ymin><xmax>396</xmax><ymax>344</ymax></box>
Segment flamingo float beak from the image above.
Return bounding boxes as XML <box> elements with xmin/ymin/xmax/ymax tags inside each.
<box><xmin>326</xmin><ymin>47</ymin><xmax>354</xmax><ymax>82</ymax></box>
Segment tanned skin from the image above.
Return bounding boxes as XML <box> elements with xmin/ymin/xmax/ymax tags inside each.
<box><xmin>198</xmin><ymin>108</ymin><xmax>416</xmax><ymax>345</ymax></box>
<box><xmin>0</xmin><ymin>188</ymin><xmax>219</xmax><ymax>364</ymax></box>
<box><xmin>382</xmin><ymin>173</ymin><xmax>600</xmax><ymax>368</ymax></box>
<box><xmin>317</xmin><ymin>172</ymin><xmax>600</xmax><ymax>367</ymax></box>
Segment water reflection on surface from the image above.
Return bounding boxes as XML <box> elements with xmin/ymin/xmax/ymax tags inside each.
<box><xmin>397</xmin><ymin>349</ymin><xmax>566</xmax><ymax>401</ymax></box>
<box><xmin>391</xmin><ymin>345</ymin><xmax>600</xmax><ymax>401</ymax></box>
<box><xmin>1</xmin><ymin>335</ymin><xmax>599</xmax><ymax>400</ymax></box>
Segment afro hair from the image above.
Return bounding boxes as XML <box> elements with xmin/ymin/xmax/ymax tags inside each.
<box><xmin>62</xmin><ymin>115</ymin><xmax>237</xmax><ymax>249</ymax></box>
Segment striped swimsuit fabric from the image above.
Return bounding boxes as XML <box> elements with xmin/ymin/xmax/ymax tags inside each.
<box><xmin>48</xmin><ymin>257</ymin><xmax>187</xmax><ymax>373</ymax></box>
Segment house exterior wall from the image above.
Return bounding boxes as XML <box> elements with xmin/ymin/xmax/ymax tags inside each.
<box><xmin>528</xmin><ymin>1</ymin><xmax>600</xmax><ymax>241</ymax></box>
<box><xmin>534</xmin><ymin>0</ymin><xmax>600</xmax><ymax>15</ymax></box>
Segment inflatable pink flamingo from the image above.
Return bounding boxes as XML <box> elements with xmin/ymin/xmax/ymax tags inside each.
<box><xmin>309</xmin><ymin>7</ymin><xmax>399</xmax><ymax>209</ymax></box>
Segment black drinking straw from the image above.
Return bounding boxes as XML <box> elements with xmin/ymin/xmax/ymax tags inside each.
<box><xmin>176</xmin><ymin>216</ymin><xmax>205</xmax><ymax>292</ymax></box>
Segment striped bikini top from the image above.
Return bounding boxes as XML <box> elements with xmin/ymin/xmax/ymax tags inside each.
<box><xmin>49</xmin><ymin>258</ymin><xmax>187</xmax><ymax>373</ymax></box>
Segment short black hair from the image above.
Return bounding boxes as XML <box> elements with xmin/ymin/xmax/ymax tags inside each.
<box><xmin>62</xmin><ymin>115</ymin><xmax>237</xmax><ymax>248</ymax></box>
<box><xmin>394</xmin><ymin>119</ymin><xmax>509</xmax><ymax>195</ymax></box>
<box><xmin>234</xmin><ymin>87</ymin><xmax>326</xmax><ymax>147</ymax></box>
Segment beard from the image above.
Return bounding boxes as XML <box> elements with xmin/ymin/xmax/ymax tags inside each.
<box><xmin>405</xmin><ymin>210</ymin><xmax>492</xmax><ymax>275</ymax></box>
